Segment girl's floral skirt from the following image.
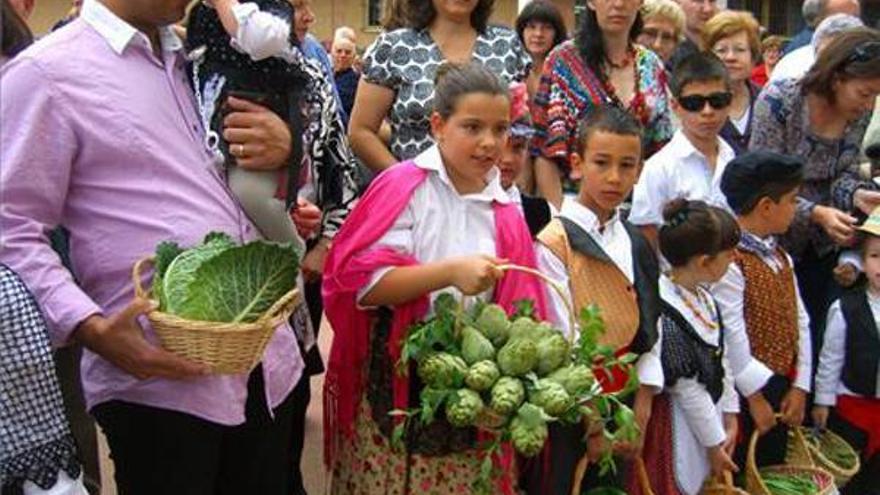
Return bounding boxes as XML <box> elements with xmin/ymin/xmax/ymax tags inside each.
<box><xmin>330</xmin><ymin>401</ymin><xmax>515</xmax><ymax>495</ymax></box>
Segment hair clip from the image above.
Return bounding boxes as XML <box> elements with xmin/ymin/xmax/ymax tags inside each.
<box><xmin>667</xmin><ymin>208</ymin><xmax>690</xmax><ymax>229</ymax></box>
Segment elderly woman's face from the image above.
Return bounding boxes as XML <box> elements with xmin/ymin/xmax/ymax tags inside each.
<box><xmin>523</xmin><ymin>20</ymin><xmax>557</xmax><ymax>59</ymax></box>
<box><xmin>432</xmin><ymin>0</ymin><xmax>479</xmax><ymax>22</ymax></box>
<box><xmin>589</xmin><ymin>0</ymin><xmax>643</xmax><ymax>37</ymax></box>
<box><xmin>637</xmin><ymin>16</ymin><xmax>679</xmax><ymax>62</ymax></box>
<box><xmin>834</xmin><ymin>76</ymin><xmax>880</xmax><ymax>121</ymax></box>
<box><xmin>712</xmin><ymin>31</ymin><xmax>755</xmax><ymax>83</ymax></box>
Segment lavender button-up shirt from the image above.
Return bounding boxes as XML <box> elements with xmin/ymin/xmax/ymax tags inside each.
<box><xmin>0</xmin><ymin>0</ymin><xmax>303</xmax><ymax>425</ymax></box>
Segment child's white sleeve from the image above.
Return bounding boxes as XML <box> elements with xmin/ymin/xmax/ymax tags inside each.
<box><xmin>719</xmin><ymin>355</ymin><xmax>740</xmax><ymax>414</ymax></box>
<box><xmin>814</xmin><ymin>300</ymin><xmax>846</xmax><ymax>406</ymax></box>
<box><xmin>669</xmin><ymin>378</ymin><xmax>726</xmax><ymax>448</ymax></box>
<box><xmin>535</xmin><ymin>243</ymin><xmax>574</xmax><ymax>338</ymax></box>
<box><xmin>792</xmin><ymin>270</ymin><xmax>813</xmax><ymax>392</ymax></box>
<box><xmin>711</xmin><ymin>264</ymin><xmax>773</xmax><ymax>397</ymax></box>
<box><xmin>635</xmin><ymin>322</ymin><xmax>664</xmax><ymax>393</ymax></box>
<box><xmin>355</xmin><ymin>206</ymin><xmax>414</xmax><ymax>306</ymax></box>
<box><xmin>627</xmin><ymin>159</ymin><xmax>666</xmax><ymax>227</ymax></box>
<box><xmin>231</xmin><ymin>2</ymin><xmax>290</xmax><ymax>61</ymax></box>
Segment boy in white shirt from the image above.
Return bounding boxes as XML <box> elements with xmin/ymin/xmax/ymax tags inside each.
<box><xmin>630</xmin><ymin>52</ymin><xmax>736</xmax><ymax>248</ymax></box>
<box><xmin>712</xmin><ymin>151</ymin><xmax>812</xmax><ymax>468</ymax></box>
<box><xmin>524</xmin><ymin>106</ymin><xmax>662</xmax><ymax>494</ymax></box>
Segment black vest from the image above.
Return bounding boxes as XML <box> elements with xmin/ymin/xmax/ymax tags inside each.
<box><xmin>521</xmin><ymin>194</ymin><xmax>552</xmax><ymax>238</ymax></box>
<box><xmin>660</xmin><ymin>301</ymin><xmax>726</xmax><ymax>403</ymax></box>
<box><xmin>839</xmin><ymin>290</ymin><xmax>880</xmax><ymax>397</ymax></box>
<box><xmin>559</xmin><ymin>217</ymin><xmax>660</xmax><ymax>354</ymax></box>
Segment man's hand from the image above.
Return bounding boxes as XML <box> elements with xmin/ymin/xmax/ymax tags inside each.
<box><xmin>302</xmin><ymin>237</ymin><xmax>331</xmax><ymax>282</ymax></box>
<box><xmin>74</xmin><ymin>298</ymin><xmax>209</xmax><ymax>380</ymax></box>
<box><xmin>747</xmin><ymin>391</ymin><xmax>777</xmax><ymax>434</ymax></box>
<box><xmin>224</xmin><ymin>96</ymin><xmax>292</xmax><ymax>171</ymax></box>
<box><xmin>833</xmin><ymin>262</ymin><xmax>860</xmax><ymax>287</ymax></box>
<box><xmin>291</xmin><ymin>198</ymin><xmax>321</xmax><ymax>239</ymax></box>
<box><xmin>780</xmin><ymin>387</ymin><xmax>807</xmax><ymax>427</ymax></box>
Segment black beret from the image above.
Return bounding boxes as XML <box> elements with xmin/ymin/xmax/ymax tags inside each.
<box><xmin>721</xmin><ymin>150</ymin><xmax>805</xmax><ymax>213</ymax></box>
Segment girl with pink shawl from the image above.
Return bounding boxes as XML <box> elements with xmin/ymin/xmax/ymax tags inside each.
<box><xmin>322</xmin><ymin>63</ymin><xmax>548</xmax><ymax>494</ymax></box>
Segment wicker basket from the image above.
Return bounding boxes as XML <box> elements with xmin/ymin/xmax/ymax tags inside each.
<box><xmin>794</xmin><ymin>427</ymin><xmax>861</xmax><ymax>488</ymax></box>
<box><xmin>132</xmin><ymin>256</ymin><xmax>301</xmax><ymax>374</ymax></box>
<box><xmin>745</xmin><ymin>425</ymin><xmax>835</xmax><ymax>495</ymax></box>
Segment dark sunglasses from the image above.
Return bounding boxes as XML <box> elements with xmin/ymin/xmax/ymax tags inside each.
<box><xmin>846</xmin><ymin>41</ymin><xmax>880</xmax><ymax>65</ymax></box>
<box><xmin>677</xmin><ymin>92</ymin><xmax>733</xmax><ymax>112</ymax></box>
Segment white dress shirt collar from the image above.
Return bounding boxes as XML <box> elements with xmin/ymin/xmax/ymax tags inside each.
<box><xmin>560</xmin><ymin>198</ymin><xmax>621</xmax><ymax>235</ymax></box>
<box><xmin>413</xmin><ymin>144</ymin><xmax>510</xmax><ymax>204</ymax></box>
<box><xmin>82</xmin><ymin>0</ymin><xmax>183</xmax><ymax>56</ymax></box>
<box><xmin>506</xmin><ymin>185</ymin><xmax>523</xmax><ymax>205</ymax></box>
<box><xmin>667</xmin><ymin>129</ymin><xmax>736</xmax><ymax>167</ymax></box>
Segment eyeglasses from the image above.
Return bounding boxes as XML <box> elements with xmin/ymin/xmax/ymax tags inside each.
<box><xmin>639</xmin><ymin>28</ymin><xmax>677</xmax><ymax>44</ymax></box>
<box><xmin>677</xmin><ymin>92</ymin><xmax>732</xmax><ymax>112</ymax></box>
<box><xmin>846</xmin><ymin>41</ymin><xmax>880</xmax><ymax>65</ymax></box>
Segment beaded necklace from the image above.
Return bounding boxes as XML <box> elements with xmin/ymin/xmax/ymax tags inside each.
<box><xmin>598</xmin><ymin>46</ymin><xmax>651</xmax><ymax>129</ymax></box>
<box><xmin>670</xmin><ymin>280</ymin><xmax>720</xmax><ymax>331</ymax></box>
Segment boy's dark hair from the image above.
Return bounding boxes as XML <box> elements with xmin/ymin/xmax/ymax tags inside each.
<box><xmin>660</xmin><ymin>199</ymin><xmax>741</xmax><ymax>267</ymax></box>
<box><xmin>408</xmin><ymin>0</ymin><xmax>495</xmax><ymax>33</ymax></box>
<box><xmin>575</xmin><ymin>105</ymin><xmax>644</xmax><ymax>155</ymax></box>
<box><xmin>433</xmin><ymin>62</ymin><xmax>508</xmax><ymax>118</ymax></box>
<box><xmin>721</xmin><ymin>151</ymin><xmax>804</xmax><ymax>215</ymax></box>
<box><xmin>669</xmin><ymin>51</ymin><xmax>731</xmax><ymax>97</ymax></box>
<box><xmin>516</xmin><ymin>1</ymin><xmax>568</xmax><ymax>53</ymax></box>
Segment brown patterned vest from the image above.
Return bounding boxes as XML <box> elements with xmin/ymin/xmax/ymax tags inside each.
<box><xmin>735</xmin><ymin>247</ymin><xmax>799</xmax><ymax>376</ymax></box>
<box><xmin>538</xmin><ymin>219</ymin><xmax>640</xmax><ymax>350</ymax></box>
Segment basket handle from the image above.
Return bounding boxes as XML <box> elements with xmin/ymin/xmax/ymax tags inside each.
<box><xmin>132</xmin><ymin>256</ymin><xmax>156</xmax><ymax>301</ymax></box>
<box><xmin>495</xmin><ymin>263</ymin><xmax>578</xmax><ymax>347</ymax></box>
<box><xmin>746</xmin><ymin>413</ymin><xmax>784</xmax><ymax>494</ymax></box>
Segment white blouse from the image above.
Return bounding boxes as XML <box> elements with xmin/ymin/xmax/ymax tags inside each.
<box><xmin>358</xmin><ymin>145</ymin><xmax>510</xmax><ymax>309</ymax></box>
<box><xmin>815</xmin><ymin>292</ymin><xmax>880</xmax><ymax>405</ymax></box>
<box><xmin>660</xmin><ymin>275</ymin><xmax>738</xmax><ymax>495</ymax></box>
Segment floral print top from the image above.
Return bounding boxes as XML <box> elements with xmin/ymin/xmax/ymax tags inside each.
<box><xmin>531</xmin><ymin>41</ymin><xmax>672</xmax><ymax>191</ymax></box>
<box><xmin>361</xmin><ymin>25</ymin><xmax>531</xmax><ymax>161</ymax></box>
<box><xmin>749</xmin><ymin>77</ymin><xmax>873</xmax><ymax>258</ymax></box>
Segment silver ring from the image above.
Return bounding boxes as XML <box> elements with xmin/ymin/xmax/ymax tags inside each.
<box><xmin>235</xmin><ymin>144</ymin><xmax>244</xmax><ymax>156</ymax></box>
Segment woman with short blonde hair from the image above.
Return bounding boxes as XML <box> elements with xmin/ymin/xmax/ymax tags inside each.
<box><xmin>638</xmin><ymin>0</ymin><xmax>686</xmax><ymax>64</ymax></box>
<box><xmin>703</xmin><ymin>10</ymin><xmax>762</xmax><ymax>155</ymax></box>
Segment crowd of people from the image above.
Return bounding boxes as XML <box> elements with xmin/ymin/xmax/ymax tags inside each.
<box><xmin>2</xmin><ymin>0</ymin><xmax>880</xmax><ymax>494</ymax></box>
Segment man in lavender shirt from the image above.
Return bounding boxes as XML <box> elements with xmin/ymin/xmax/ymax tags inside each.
<box><xmin>0</xmin><ymin>0</ymin><xmax>314</xmax><ymax>492</ymax></box>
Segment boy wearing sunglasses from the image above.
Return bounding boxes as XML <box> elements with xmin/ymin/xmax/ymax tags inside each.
<box><xmin>630</xmin><ymin>52</ymin><xmax>735</xmax><ymax>249</ymax></box>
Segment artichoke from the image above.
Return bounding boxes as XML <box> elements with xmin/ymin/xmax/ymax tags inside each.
<box><xmin>461</xmin><ymin>325</ymin><xmax>496</xmax><ymax>365</ymax></box>
<box><xmin>547</xmin><ymin>364</ymin><xmax>596</xmax><ymax>397</ymax></box>
<box><xmin>489</xmin><ymin>376</ymin><xmax>525</xmax><ymax>415</ymax></box>
<box><xmin>535</xmin><ymin>331</ymin><xmax>570</xmax><ymax>375</ymax></box>
<box><xmin>508</xmin><ymin>317</ymin><xmax>538</xmax><ymax>342</ymax></box>
<box><xmin>417</xmin><ymin>352</ymin><xmax>468</xmax><ymax>389</ymax></box>
<box><xmin>475</xmin><ymin>303</ymin><xmax>510</xmax><ymax>347</ymax></box>
<box><xmin>511</xmin><ymin>403</ymin><xmax>549</xmax><ymax>457</ymax></box>
<box><xmin>529</xmin><ymin>378</ymin><xmax>574</xmax><ymax>416</ymax></box>
<box><xmin>497</xmin><ymin>337</ymin><xmax>538</xmax><ymax>377</ymax></box>
<box><xmin>447</xmin><ymin>388</ymin><xmax>484</xmax><ymax>427</ymax></box>
<box><xmin>465</xmin><ymin>360</ymin><xmax>501</xmax><ymax>392</ymax></box>
<box><xmin>534</xmin><ymin>321</ymin><xmax>558</xmax><ymax>341</ymax></box>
